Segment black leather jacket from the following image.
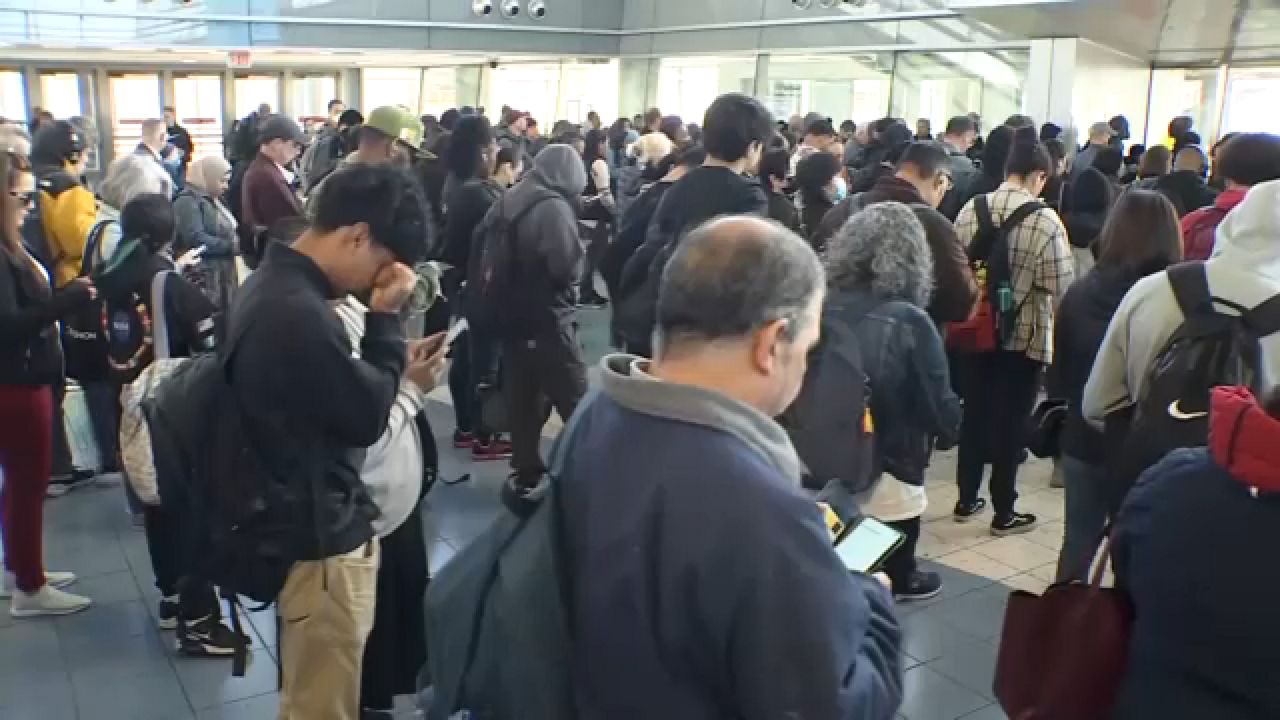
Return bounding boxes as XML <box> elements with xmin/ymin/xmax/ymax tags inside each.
<box><xmin>830</xmin><ymin>289</ymin><xmax>963</xmax><ymax>485</ymax></box>
<box><xmin>0</xmin><ymin>246</ymin><xmax>89</xmax><ymax>386</ymax></box>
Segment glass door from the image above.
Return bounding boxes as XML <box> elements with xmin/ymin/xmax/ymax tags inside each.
<box><xmin>173</xmin><ymin>74</ymin><xmax>224</xmax><ymax>163</ymax></box>
<box><xmin>290</xmin><ymin>73</ymin><xmax>337</xmax><ymax>133</ymax></box>
<box><xmin>39</xmin><ymin>71</ymin><xmax>82</xmax><ymax>121</ymax></box>
<box><xmin>109</xmin><ymin>73</ymin><xmax>161</xmax><ymax>160</ymax></box>
<box><xmin>234</xmin><ymin>74</ymin><xmax>281</xmax><ymax>120</ymax></box>
<box><xmin>0</xmin><ymin>70</ymin><xmax>27</xmax><ymax>124</ymax></box>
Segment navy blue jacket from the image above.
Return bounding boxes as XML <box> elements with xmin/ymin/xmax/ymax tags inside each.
<box><xmin>1111</xmin><ymin>387</ymin><xmax>1280</xmax><ymax>720</ymax></box>
<box><xmin>559</xmin><ymin>357</ymin><xmax>903</xmax><ymax>720</ymax></box>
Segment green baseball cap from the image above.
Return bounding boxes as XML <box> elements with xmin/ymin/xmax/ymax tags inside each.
<box><xmin>365</xmin><ymin>106</ymin><xmax>424</xmax><ymax>148</ymax></box>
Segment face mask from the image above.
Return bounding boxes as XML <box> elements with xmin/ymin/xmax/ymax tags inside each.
<box><xmin>830</xmin><ymin>176</ymin><xmax>848</xmax><ymax>203</ymax></box>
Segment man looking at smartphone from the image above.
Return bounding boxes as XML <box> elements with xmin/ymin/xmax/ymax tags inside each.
<box><xmin>224</xmin><ymin>164</ymin><xmax>431</xmax><ymax>719</ymax></box>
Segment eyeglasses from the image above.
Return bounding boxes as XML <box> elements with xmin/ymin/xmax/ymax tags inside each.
<box><xmin>9</xmin><ymin>191</ymin><xmax>34</xmax><ymax>207</ymax></box>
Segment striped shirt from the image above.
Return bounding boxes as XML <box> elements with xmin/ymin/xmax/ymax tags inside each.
<box><xmin>956</xmin><ymin>182</ymin><xmax>1074</xmax><ymax>364</ymax></box>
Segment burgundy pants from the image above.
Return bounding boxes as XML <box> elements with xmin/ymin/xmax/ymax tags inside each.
<box><xmin>0</xmin><ymin>384</ymin><xmax>54</xmax><ymax>593</ymax></box>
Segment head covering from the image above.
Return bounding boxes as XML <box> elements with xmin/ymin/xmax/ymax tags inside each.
<box><xmin>30</xmin><ymin>120</ymin><xmax>86</xmax><ymax>168</ymax></box>
<box><xmin>257</xmin><ymin>114</ymin><xmax>306</xmax><ymax>145</ymax></box>
<box><xmin>365</xmin><ymin>106</ymin><xmax>424</xmax><ymax>148</ymax></box>
<box><xmin>1071</xmin><ymin>168</ymin><xmax>1112</xmax><ymax>213</ymax></box>
<box><xmin>531</xmin><ymin>144</ymin><xmax>588</xmax><ymax>198</ymax></box>
<box><xmin>188</xmin><ymin>155</ymin><xmax>231</xmax><ymax>197</ymax></box>
<box><xmin>440</xmin><ymin>108</ymin><xmax>461</xmax><ymax>131</ymax></box>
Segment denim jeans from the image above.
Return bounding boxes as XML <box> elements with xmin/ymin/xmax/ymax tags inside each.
<box><xmin>1056</xmin><ymin>454</ymin><xmax>1110</xmax><ymax>582</ymax></box>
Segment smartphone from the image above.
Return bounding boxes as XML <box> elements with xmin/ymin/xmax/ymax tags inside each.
<box><xmin>833</xmin><ymin>517</ymin><xmax>906</xmax><ymax>574</ymax></box>
<box><xmin>445</xmin><ymin>318</ymin><xmax>469</xmax><ymax>348</ymax></box>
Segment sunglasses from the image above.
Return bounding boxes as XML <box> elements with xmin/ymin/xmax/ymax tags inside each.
<box><xmin>9</xmin><ymin>191</ymin><xmax>34</xmax><ymax>207</ymax></box>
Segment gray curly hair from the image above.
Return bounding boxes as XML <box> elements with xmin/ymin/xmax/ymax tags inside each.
<box><xmin>826</xmin><ymin>201</ymin><xmax>934</xmax><ymax>308</ymax></box>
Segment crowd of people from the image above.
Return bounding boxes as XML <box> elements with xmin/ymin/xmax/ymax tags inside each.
<box><xmin>3</xmin><ymin>86</ymin><xmax>1280</xmax><ymax>720</ymax></box>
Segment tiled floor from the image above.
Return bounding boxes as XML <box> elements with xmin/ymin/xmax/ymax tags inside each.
<box><xmin>0</xmin><ymin>308</ymin><xmax>1069</xmax><ymax>720</ymax></box>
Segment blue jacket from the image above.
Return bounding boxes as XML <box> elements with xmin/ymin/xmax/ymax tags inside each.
<box><xmin>1111</xmin><ymin>386</ymin><xmax>1280</xmax><ymax>720</ymax></box>
<box><xmin>559</xmin><ymin>355</ymin><xmax>903</xmax><ymax>720</ymax></box>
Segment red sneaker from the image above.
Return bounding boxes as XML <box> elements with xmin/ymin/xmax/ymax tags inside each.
<box><xmin>472</xmin><ymin>438</ymin><xmax>513</xmax><ymax>462</ymax></box>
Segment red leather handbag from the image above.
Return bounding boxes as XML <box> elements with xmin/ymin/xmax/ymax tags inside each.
<box><xmin>994</xmin><ymin>536</ymin><xmax>1134</xmax><ymax>720</ymax></box>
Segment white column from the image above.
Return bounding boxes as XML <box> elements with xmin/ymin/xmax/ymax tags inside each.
<box><xmin>1025</xmin><ymin>37</ymin><xmax>1077</xmax><ymax>138</ymax></box>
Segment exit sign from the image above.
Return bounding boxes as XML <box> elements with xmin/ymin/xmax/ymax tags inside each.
<box><xmin>227</xmin><ymin>50</ymin><xmax>253</xmax><ymax>69</ymax></box>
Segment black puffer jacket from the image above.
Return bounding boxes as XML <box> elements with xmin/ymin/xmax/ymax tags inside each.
<box><xmin>442</xmin><ymin>177</ymin><xmax>502</xmax><ymax>272</ymax></box>
<box><xmin>1046</xmin><ymin>266</ymin><xmax>1143</xmax><ymax>464</ymax></box>
<box><xmin>0</xmin><ymin>246</ymin><xmax>90</xmax><ymax>386</ymax></box>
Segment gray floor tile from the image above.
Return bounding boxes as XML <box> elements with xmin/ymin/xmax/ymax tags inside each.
<box><xmin>195</xmin><ymin>693</ymin><xmax>280</xmax><ymax>719</ymax></box>
<box><xmin>0</xmin><ymin>673</ymin><xmax>79</xmax><ymax>720</ymax></box>
<box><xmin>958</xmin><ymin>703</ymin><xmax>1008</xmax><ymax>719</ymax></box>
<box><xmin>898</xmin><ymin>665</ymin><xmax>990</xmax><ymax>720</ymax></box>
<box><xmin>54</xmin><ymin>598</ymin><xmax>153</xmax><ymax>641</ymax></box>
<box><xmin>897</xmin><ymin>559</ymin><xmax>999</xmax><ymax>616</ymax></box>
<box><xmin>900</xmin><ymin>606</ymin><xmax>989</xmax><ymax>665</ymax></box>
<box><xmin>173</xmin><ymin>649</ymin><xmax>280</xmax><ymax>710</ymax></box>
<box><xmin>68</xmin><ymin>568</ymin><xmax>144</xmax><ymax>606</ymax></box>
<box><xmin>930</xmin><ymin>586</ymin><xmax>1012</xmax><ymax>642</ymax></box>
<box><xmin>70</xmin><ymin>659</ymin><xmax>193</xmax><ymax>720</ymax></box>
<box><xmin>59</xmin><ymin>625</ymin><xmax>173</xmax><ymax>675</ymax></box>
<box><xmin>925</xmin><ymin>632</ymin><xmax>999</xmax><ymax>701</ymax></box>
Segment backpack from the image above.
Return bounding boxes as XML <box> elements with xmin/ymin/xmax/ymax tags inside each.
<box><xmin>423</xmin><ymin>405</ymin><xmax>583</xmax><ymax>720</ymax></box>
<box><xmin>465</xmin><ymin>193</ymin><xmax>555</xmax><ymax>338</ymax></box>
<box><xmin>778</xmin><ymin>302</ymin><xmax>878</xmax><ymax>494</ymax></box>
<box><xmin>1181</xmin><ymin>203</ymin><xmax>1229</xmax><ymax>261</ymax></box>
<box><xmin>62</xmin><ymin>219</ymin><xmax>115</xmax><ymax>382</ymax></box>
<box><xmin>102</xmin><ymin>243</ymin><xmax>160</xmax><ymax>385</ymax></box>
<box><xmin>946</xmin><ymin>196</ymin><xmax>1046</xmax><ymax>353</ymax></box>
<box><xmin>144</xmin><ymin>328</ymin><xmax>306</xmax><ymax>677</ymax></box>
<box><xmin>119</xmin><ymin>271</ymin><xmax>185</xmax><ymax>507</ymax></box>
<box><xmin>1107</xmin><ymin>262</ymin><xmax>1280</xmax><ymax>509</ymax></box>
<box><xmin>20</xmin><ymin>171</ymin><xmax>78</xmax><ymax>273</ymax></box>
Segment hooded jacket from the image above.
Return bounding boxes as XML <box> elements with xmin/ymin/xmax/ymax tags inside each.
<box><xmin>560</xmin><ymin>355</ymin><xmax>902</xmax><ymax>720</ymax></box>
<box><xmin>1062</xmin><ymin>168</ymin><xmax>1112</xmax><ymax>251</ymax></box>
<box><xmin>1084</xmin><ymin>179</ymin><xmax>1280</xmax><ymax>425</ymax></box>
<box><xmin>1110</xmin><ymin>386</ymin><xmax>1280</xmax><ymax>720</ymax></box>
<box><xmin>490</xmin><ymin>143</ymin><xmax>586</xmax><ymax>335</ymax></box>
<box><xmin>1181</xmin><ymin>185</ymin><xmax>1247</xmax><ymax>261</ymax></box>
<box><xmin>1154</xmin><ymin>169</ymin><xmax>1217</xmax><ymax>217</ymax></box>
<box><xmin>813</xmin><ymin>175</ymin><xmax>977</xmax><ymax>326</ymax></box>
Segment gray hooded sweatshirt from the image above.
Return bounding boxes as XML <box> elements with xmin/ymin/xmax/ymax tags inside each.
<box><xmin>1084</xmin><ymin>179</ymin><xmax>1280</xmax><ymax>425</ymax></box>
<box><xmin>497</xmin><ymin>143</ymin><xmax>587</xmax><ymax>332</ymax></box>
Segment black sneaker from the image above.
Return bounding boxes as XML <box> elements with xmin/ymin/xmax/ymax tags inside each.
<box><xmin>157</xmin><ymin>595</ymin><xmax>180</xmax><ymax>630</ymax></box>
<box><xmin>953</xmin><ymin>498</ymin><xmax>987</xmax><ymax>523</ymax></box>
<box><xmin>894</xmin><ymin>571</ymin><xmax>943</xmax><ymax>602</ymax></box>
<box><xmin>991</xmin><ymin>512</ymin><xmax>1038</xmax><ymax>537</ymax></box>
<box><xmin>176</xmin><ymin>615</ymin><xmax>249</xmax><ymax>657</ymax></box>
<box><xmin>46</xmin><ymin>468</ymin><xmax>95</xmax><ymax>498</ymax></box>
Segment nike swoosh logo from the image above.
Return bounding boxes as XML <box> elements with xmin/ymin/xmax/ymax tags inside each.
<box><xmin>1168</xmin><ymin>400</ymin><xmax>1208</xmax><ymax>421</ymax></box>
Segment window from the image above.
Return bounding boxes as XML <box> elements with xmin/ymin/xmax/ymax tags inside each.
<box><xmin>768</xmin><ymin>54</ymin><xmax>892</xmax><ymax>127</ymax></box>
<box><xmin>0</xmin><ymin>70</ymin><xmax>26</xmax><ymax>123</ymax></box>
<box><xmin>234</xmin><ymin>75</ymin><xmax>280</xmax><ymax>120</ymax></box>
<box><xmin>361</xmin><ymin>68</ymin><xmax>421</xmax><ymax>115</ymax></box>
<box><xmin>39</xmin><ymin>71</ymin><xmax>81</xmax><ymax>120</ymax></box>
<box><xmin>657</xmin><ymin>57</ymin><xmax>756</xmax><ymax>126</ymax></box>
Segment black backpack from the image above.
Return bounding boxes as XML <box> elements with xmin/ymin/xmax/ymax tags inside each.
<box><xmin>1109</xmin><ymin>262</ymin><xmax>1280</xmax><ymax>509</ymax></box>
<box><xmin>62</xmin><ymin>219</ymin><xmax>115</xmax><ymax>382</ymax></box>
<box><xmin>465</xmin><ymin>193</ymin><xmax>554</xmax><ymax>338</ymax></box>
<box><xmin>946</xmin><ymin>196</ymin><xmax>1045</xmax><ymax>353</ymax></box>
<box><xmin>101</xmin><ymin>241</ymin><xmax>159</xmax><ymax>385</ymax></box>
<box><xmin>778</xmin><ymin>302</ymin><xmax>878</xmax><ymax>495</ymax></box>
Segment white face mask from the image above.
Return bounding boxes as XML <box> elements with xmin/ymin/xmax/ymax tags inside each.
<box><xmin>830</xmin><ymin>176</ymin><xmax>849</xmax><ymax>203</ymax></box>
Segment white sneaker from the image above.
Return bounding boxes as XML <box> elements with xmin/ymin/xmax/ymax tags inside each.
<box><xmin>9</xmin><ymin>584</ymin><xmax>91</xmax><ymax>617</ymax></box>
<box><xmin>0</xmin><ymin>570</ymin><xmax>76</xmax><ymax>599</ymax></box>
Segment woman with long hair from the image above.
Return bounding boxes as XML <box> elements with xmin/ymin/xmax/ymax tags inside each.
<box><xmin>0</xmin><ymin>150</ymin><xmax>95</xmax><ymax>615</ymax></box>
<box><xmin>1049</xmin><ymin>190</ymin><xmax>1182</xmax><ymax>581</ymax></box>
<box><xmin>823</xmin><ymin>202</ymin><xmax>963</xmax><ymax>600</ymax></box>
<box><xmin>952</xmin><ymin>139</ymin><xmax>1074</xmax><ymax>535</ymax></box>
<box><xmin>441</xmin><ymin>115</ymin><xmax>510</xmax><ymax>461</ymax></box>
<box><xmin>580</xmin><ymin>127</ymin><xmax>615</xmax><ymax>307</ymax></box>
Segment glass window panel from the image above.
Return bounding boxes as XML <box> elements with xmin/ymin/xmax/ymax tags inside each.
<box><xmin>109</xmin><ymin>73</ymin><xmax>160</xmax><ymax>160</ymax></box>
<box><xmin>1222</xmin><ymin>67</ymin><xmax>1280</xmax><ymax>135</ymax></box>
<box><xmin>40</xmin><ymin>72</ymin><xmax>82</xmax><ymax>120</ymax></box>
<box><xmin>361</xmin><ymin>68</ymin><xmax>422</xmax><ymax>116</ymax></box>
<box><xmin>768</xmin><ymin>54</ymin><xmax>893</xmax><ymax>127</ymax></box>
<box><xmin>488</xmin><ymin>63</ymin><xmax>560</xmax><ymax>130</ymax></box>
<box><xmin>890</xmin><ymin>51</ymin><xmax>1028</xmax><ymax>137</ymax></box>
<box><xmin>1146</xmin><ymin>67</ymin><xmax>1222</xmax><ymax>148</ymax></box>
<box><xmin>657</xmin><ymin>56</ymin><xmax>756</xmax><ymax>127</ymax></box>
<box><xmin>291</xmin><ymin>74</ymin><xmax>337</xmax><ymax>129</ymax></box>
<box><xmin>234</xmin><ymin>75</ymin><xmax>280</xmax><ymax>119</ymax></box>
<box><xmin>420</xmin><ymin>68</ymin><xmax>458</xmax><ymax>119</ymax></box>
<box><xmin>558</xmin><ymin>60</ymin><xmax>620</xmax><ymax>126</ymax></box>
<box><xmin>0</xmin><ymin>71</ymin><xmax>27</xmax><ymax>123</ymax></box>
<box><xmin>174</xmin><ymin>74</ymin><xmax>224</xmax><ymax>163</ymax></box>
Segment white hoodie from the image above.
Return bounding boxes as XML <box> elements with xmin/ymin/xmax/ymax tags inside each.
<box><xmin>1084</xmin><ymin>179</ymin><xmax>1280</xmax><ymax>425</ymax></box>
